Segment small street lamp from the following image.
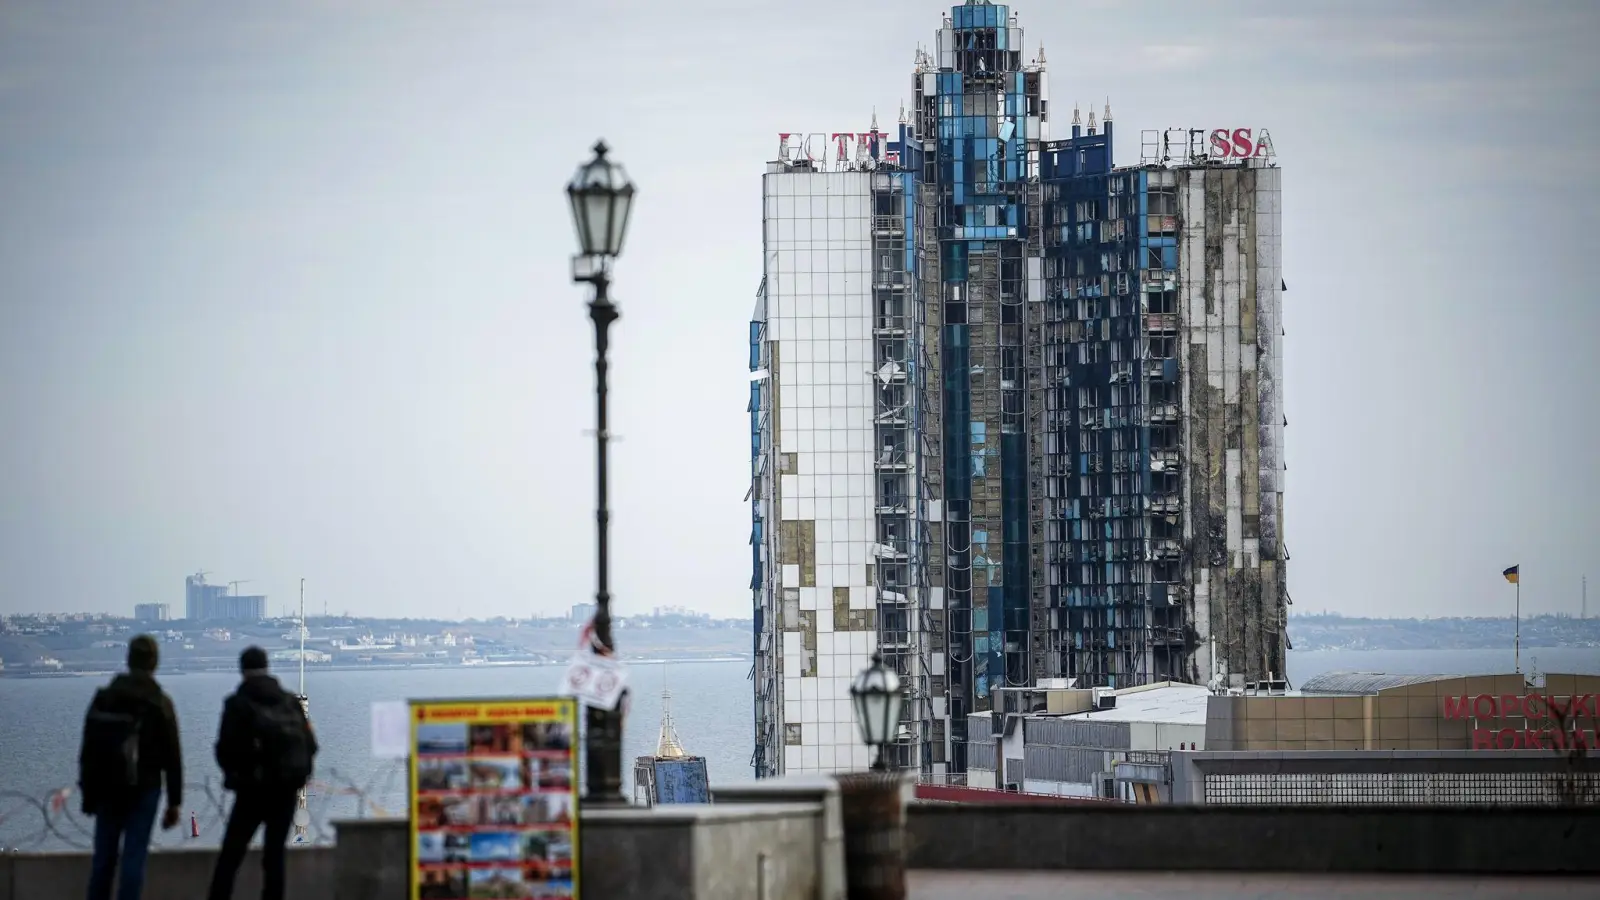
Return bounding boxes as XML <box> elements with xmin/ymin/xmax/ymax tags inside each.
<box><xmin>566</xmin><ymin>140</ymin><xmax>636</xmax><ymax>806</ymax></box>
<box><xmin>850</xmin><ymin>652</ymin><xmax>904</xmax><ymax>771</ymax></box>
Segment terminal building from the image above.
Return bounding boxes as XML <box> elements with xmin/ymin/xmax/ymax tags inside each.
<box><xmin>1205</xmin><ymin>671</ymin><xmax>1600</xmax><ymax>753</ymax></box>
<box><xmin>749</xmin><ymin>0</ymin><xmax>1287</xmax><ymax>780</ymax></box>
<box><xmin>964</xmin><ymin>671</ymin><xmax>1600</xmax><ymax>804</ymax></box>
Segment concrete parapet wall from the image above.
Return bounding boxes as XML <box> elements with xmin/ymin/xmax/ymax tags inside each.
<box><xmin>13</xmin><ymin>793</ymin><xmax>1595</xmax><ymax>895</ymax></box>
<box><xmin>334</xmin><ymin>818</ymin><xmax>410</xmax><ymax>900</ymax></box>
<box><xmin>1</xmin><ymin>846</ymin><xmax>335</xmax><ymax>900</ymax></box>
<box><xmin>1</xmin><ymin>803</ymin><xmax>829</xmax><ymax>900</ymax></box>
<box><xmin>906</xmin><ymin>803</ymin><xmax>1600</xmax><ymax>874</ymax></box>
<box><xmin>584</xmin><ymin>803</ymin><xmax>821</xmax><ymax>900</ymax></box>
<box><xmin>713</xmin><ymin>773</ymin><xmax>848</xmax><ymax>900</ymax></box>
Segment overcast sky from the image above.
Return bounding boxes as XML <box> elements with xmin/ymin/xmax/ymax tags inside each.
<box><xmin>1</xmin><ymin>0</ymin><xmax>1595</xmax><ymax>621</ymax></box>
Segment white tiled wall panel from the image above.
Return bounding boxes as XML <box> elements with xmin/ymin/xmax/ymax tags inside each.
<box><xmin>760</xmin><ymin>171</ymin><xmax>880</xmax><ymax>775</ymax></box>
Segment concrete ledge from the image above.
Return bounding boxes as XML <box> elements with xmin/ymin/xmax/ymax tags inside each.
<box><xmin>335</xmin><ymin>818</ymin><xmax>409</xmax><ymax>900</ymax></box>
<box><xmin>4</xmin><ymin>846</ymin><xmax>335</xmax><ymax>900</ymax></box>
<box><xmin>906</xmin><ymin>804</ymin><xmax>1600</xmax><ymax>874</ymax></box>
<box><xmin>714</xmin><ymin>775</ymin><xmax>846</xmax><ymax>900</ymax></box>
<box><xmin>583</xmin><ymin>802</ymin><xmax>821</xmax><ymax>900</ymax></box>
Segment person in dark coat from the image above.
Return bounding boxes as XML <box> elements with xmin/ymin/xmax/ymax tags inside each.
<box><xmin>79</xmin><ymin>634</ymin><xmax>183</xmax><ymax>900</ymax></box>
<box><xmin>207</xmin><ymin>646</ymin><xmax>318</xmax><ymax>900</ymax></box>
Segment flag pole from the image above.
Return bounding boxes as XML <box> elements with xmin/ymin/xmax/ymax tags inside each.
<box><xmin>1514</xmin><ymin>575</ymin><xmax>1521</xmax><ymax>676</ymax></box>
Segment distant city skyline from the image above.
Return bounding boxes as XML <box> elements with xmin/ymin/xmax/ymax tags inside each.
<box><xmin>1</xmin><ymin>0</ymin><xmax>1595</xmax><ymax>621</ymax></box>
<box><xmin>0</xmin><ymin>603</ymin><xmax>747</xmax><ymax>622</ymax></box>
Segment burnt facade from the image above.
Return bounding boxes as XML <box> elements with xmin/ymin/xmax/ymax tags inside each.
<box><xmin>1035</xmin><ymin>125</ymin><xmax>1287</xmax><ymax>691</ymax></box>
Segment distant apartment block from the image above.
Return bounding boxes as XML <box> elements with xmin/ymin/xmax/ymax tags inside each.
<box><xmin>133</xmin><ymin>603</ymin><xmax>170</xmax><ymax>623</ymax></box>
<box><xmin>570</xmin><ymin>602</ymin><xmax>597</xmax><ymax>623</ymax></box>
<box><xmin>184</xmin><ymin>573</ymin><xmax>266</xmax><ymax>621</ymax></box>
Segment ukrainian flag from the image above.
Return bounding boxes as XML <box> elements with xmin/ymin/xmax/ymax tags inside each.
<box><xmin>1503</xmin><ymin>565</ymin><xmax>1519</xmax><ymax>584</ymax></box>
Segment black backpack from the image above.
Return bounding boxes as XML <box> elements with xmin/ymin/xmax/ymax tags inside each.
<box><xmin>80</xmin><ymin>689</ymin><xmax>145</xmax><ymax>804</ymax></box>
<box><xmin>248</xmin><ymin>694</ymin><xmax>314</xmax><ymax>790</ymax></box>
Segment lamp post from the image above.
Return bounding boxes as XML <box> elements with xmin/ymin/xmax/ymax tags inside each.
<box><xmin>840</xmin><ymin>652</ymin><xmax>909</xmax><ymax>900</ymax></box>
<box><xmin>566</xmin><ymin>140</ymin><xmax>636</xmax><ymax>806</ymax></box>
<box><xmin>850</xmin><ymin>652</ymin><xmax>904</xmax><ymax>771</ymax></box>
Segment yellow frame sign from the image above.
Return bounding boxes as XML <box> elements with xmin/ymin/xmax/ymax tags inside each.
<box><xmin>408</xmin><ymin>697</ymin><xmax>581</xmax><ymax>899</ymax></box>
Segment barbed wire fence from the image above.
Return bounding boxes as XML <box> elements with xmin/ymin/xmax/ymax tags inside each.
<box><xmin>0</xmin><ymin>759</ymin><xmax>411</xmax><ymax>853</ymax></box>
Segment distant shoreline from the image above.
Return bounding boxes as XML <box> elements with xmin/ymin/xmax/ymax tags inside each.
<box><xmin>0</xmin><ymin>655</ymin><xmax>751</xmax><ymax>679</ymax></box>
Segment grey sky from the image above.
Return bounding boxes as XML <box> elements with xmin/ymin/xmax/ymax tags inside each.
<box><xmin>1</xmin><ymin>1</ymin><xmax>1595</xmax><ymax>621</ymax></box>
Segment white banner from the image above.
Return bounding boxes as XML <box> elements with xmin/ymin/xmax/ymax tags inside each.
<box><xmin>559</xmin><ymin>647</ymin><xmax>629</xmax><ymax>711</ymax></box>
<box><xmin>370</xmin><ymin>700</ymin><xmax>410</xmax><ymax>759</ymax></box>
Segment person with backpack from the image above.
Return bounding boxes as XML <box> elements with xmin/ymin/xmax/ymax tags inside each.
<box><xmin>206</xmin><ymin>646</ymin><xmax>317</xmax><ymax>900</ymax></box>
<box><xmin>78</xmin><ymin>634</ymin><xmax>184</xmax><ymax>900</ymax></box>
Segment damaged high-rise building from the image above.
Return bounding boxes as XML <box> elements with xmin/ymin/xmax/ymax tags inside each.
<box><xmin>750</xmin><ymin>0</ymin><xmax>1288</xmax><ymax>780</ymax></box>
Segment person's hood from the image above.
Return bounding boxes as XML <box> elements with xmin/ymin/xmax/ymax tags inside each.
<box><xmin>237</xmin><ymin>672</ymin><xmax>288</xmax><ymax>703</ymax></box>
<box><xmin>105</xmin><ymin>670</ymin><xmax>166</xmax><ymax>705</ymax></box>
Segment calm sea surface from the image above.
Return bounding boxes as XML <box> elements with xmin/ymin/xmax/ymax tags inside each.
<box><xmin>2</xmin><ymin>647</ymin><xmax>1595</xmax><ymax>850</ymax></box>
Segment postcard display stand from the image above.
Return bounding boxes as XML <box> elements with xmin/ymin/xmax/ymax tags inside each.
<box><xmin>410</xmin><ymin>698</ymin><xmax>581</xmax><ymax>900</ymax></box>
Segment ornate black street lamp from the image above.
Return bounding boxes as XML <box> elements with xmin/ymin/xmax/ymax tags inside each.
<box><xmin>566</xmin><ymin>140</ymin><xmax>636</xmax><ymax>806</ymax></box>
<box><xmin>850</xmin><ymin>652</ymin><xmax>904</xmax><ymax>771</ymax></box>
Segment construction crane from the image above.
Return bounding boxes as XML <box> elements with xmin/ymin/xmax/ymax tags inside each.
<box><xmin>228</xmin><ymin>579</ymin><xmax>252</xmax><ymax>595</ymax></box>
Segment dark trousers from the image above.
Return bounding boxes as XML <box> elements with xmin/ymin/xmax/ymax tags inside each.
<box><xmin>86</xmin><ymin>787</ymin><xmax>162</xmax><ymax>900</ymax></box>
<box><xmin>206</xmin><ymin>789</ymin><xmax>298</xmax><ymax>900</ymax></box>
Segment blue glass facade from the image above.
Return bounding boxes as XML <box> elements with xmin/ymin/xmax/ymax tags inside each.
<box><xmin>1039</xmin><ymin>120</ymin><xmax>1167</xmax><ymax>688</ymax></box>
<box><xmin>908</xmin><ymin>2</ymin><xmax>1040</xmax><ymax>772</ymax></box>
<box><xmin>748</xmin><ymin>285</ymin><xmax>776</xmax><ymax>775</ymax></box>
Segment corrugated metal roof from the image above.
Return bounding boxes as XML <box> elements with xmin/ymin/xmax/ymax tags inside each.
<box><xmin>1296</xmin><ymin>671</ymin><xmax>1460</xmax><ymax>695</ymax></box>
